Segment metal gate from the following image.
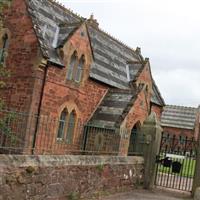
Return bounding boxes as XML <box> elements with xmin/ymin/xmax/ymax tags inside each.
<box><xmin>155</xmin><ymin>134</ymin><xmax>197</xmax><ymax>192</ymax></box>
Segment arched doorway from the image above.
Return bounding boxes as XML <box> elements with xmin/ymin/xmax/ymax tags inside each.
<box><xmin>128</xmin><ymin>122</ymin><xmax>141</xmax><ymax>156</ymax></box>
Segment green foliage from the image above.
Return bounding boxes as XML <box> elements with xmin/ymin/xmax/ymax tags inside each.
<box><xmin>0</xmin><ymin>63</ymin><xmax>10</xmax><ymax>88</ymax></box>
<box><xmin>96</xmin><ymin>164</ymin><xmax>104</xmax><ymax>172</ymax></box>
<box><xmin>0</xmin><ymin>0</ymin><xmax>11</xmax><ymax>86</ymax></box>
<box><xmin>0</xmin><ymin>0</ymin><xmax>12</xmax><ymax>13</ymax></box>
<box><xmin>26</xmin><ymin>166</ymin><xmax>36</xmax><ymax>174</ymax></box>
<box><xmin>0</xmin><ymin>110</ymin><xmax>17</xmax><ymax>144</ymax></box>
<box><xmin>158</xmin><ymin>158</ymin><xmax>196</xmax><ymax>178</ymax></box>
<box><xmin>0</xmin><ymin>0</ymin><xmax>16</xmax><ymax>146</ymax></box>
<box><xmin>68</xmin><ymin>192</ymin><xmax>80</xmax><ymax>200</ymax></box>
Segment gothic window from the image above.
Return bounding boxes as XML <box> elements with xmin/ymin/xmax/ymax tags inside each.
<box><xmin>67</xmin><ymin>51</ymin><xmax>77</xmax><ymax>80</ymax></box>
<box><xmin>66</xmin><ymin>110</ymin><xmax>76</xmax><ymax>144</ymax></box>
<box><xmin>57</xmin><ymin>109</ymin><xmax>67</xmax><ymax>139</ymax></box>
<box><xmin>75</xmin><ymin>55</ymin><xmax>84</xmax><ymax>83</ymax></box>
<box><xmin>0</xmin><ymin>34</ymin><xmax>9</xmax><ymax>65</ymax></box>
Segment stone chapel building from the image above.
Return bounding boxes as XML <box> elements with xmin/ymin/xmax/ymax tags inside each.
<box><xmin>161</xmin><ymin>105</ymin><xmax>200</xmax><ymax>141</ymax></box>
<box><xmin>0</xmin><ymin>0</ymin><xmax>165</xmax><ymax>155</ymax></box>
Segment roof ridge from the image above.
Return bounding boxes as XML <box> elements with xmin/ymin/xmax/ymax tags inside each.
<box><xmin>48</xmin><ymin>0</ymin><xmax>84</xmax><ymax>21</ymax></box>
<box><xmin>47</xmin><ymin>0</ymin><xmax>140</xmax><ymax>59</ymax></box>
<box><xmin>59</xmin><ymin>22</ymin><xmax>83</xmax><ymax>27</ymax></box>
<box><xmin>165</xmin><ymin>105</ymin><xmax>197</xmax><ymax>109</ymax></box>
<box><xmin>88</xmin><ymin>24</ymin><xmax>138</xmax><ymax>57</ymax></box>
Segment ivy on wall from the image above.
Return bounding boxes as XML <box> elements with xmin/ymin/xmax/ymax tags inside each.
<box><xmin>0</xmin><ymin>0</ymin><xmax>12</xmax><ymax>105</ymax></box>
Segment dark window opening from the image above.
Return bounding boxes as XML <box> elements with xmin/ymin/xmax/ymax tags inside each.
<box><xmin>67</xmin><ymin>51</ymin><xmax>77</xmax><ymax>80</ymax></box>
<box><xmin>75</xmin><ymin>55</ymin><xmax>84</xmax><ymax>83</ymax></box>
<box><xmin>0</xmin><ymin>34</ymin><xmax>9</xmax><ymax>65</ymax></box>
<box><xmin>57</xmin><ymin>109</ymin><xmax>67</xmax><ymax>139</ymax></box>
<box><xmin>128</xmin><ymin>123</ymin><xmax>143</xmax><ymax>156</ymax></box>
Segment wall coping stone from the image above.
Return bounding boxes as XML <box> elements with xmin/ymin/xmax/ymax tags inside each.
<box><xmin>194</xmin><ymin>187</ymin><xmax>200</xmax><ymax>200</ymax></box>
<box><xmin>0</xmin><ymin>155</ymin><xmax>144</xmax><ymax>168</ymax></box>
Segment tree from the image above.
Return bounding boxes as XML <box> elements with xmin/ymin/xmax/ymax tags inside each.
<box><xmin>0</xmin><ymin>0</ymin><xmax>12</xmax><ymax>106</ymax></box>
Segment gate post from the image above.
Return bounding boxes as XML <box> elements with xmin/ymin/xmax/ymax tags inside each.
<box><xmin>140</xmin><ymin>112</ymin><xmax>162</xmax><ymax>189</ymax></box>
<box><xmin>192</xmin><ymin>137</ymin><xmax>200</xmax><ymax>196</ymax></box>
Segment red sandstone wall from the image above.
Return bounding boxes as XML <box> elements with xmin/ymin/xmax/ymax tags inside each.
<box><xmin>119</xmin><ymin>63</ymin><xmax>153</xmax><ymax>155</ymax></box>
<box><xmin>39</xmin><ymin>24</ymin><xmax>108</xmax><ymax>121</ymax></box>
<box><xmin>151</xmin><ymin>104</ymin><xmax>163</xmax><ymax>121</ymax></box>
<box><xmin>1</xmin><ymin>1</ymin><xmax>155</xmax><ymax>155</ymax></box>
<box><xmin>33</xmin><ymin>24</ymin><xmax>108</xmax><ymax>153</ymax></box>
<box><xmin>0</xmin><ymin>0</ymin><xmax>43</xmax><ymax>113</ymax></box>
<box><xmin>127</xmin><ymin>62</ymin><xmax>153</xmax><ymax>129</ymax></box>
<box><xmin>0</xmin><ymin>155</ymin><xmax>144</xmax><ymax>200</ymax></box>
<box><xmin>162</xmin><ymin>126</ymin><xmax>194</xmax><ymax>139</ymax></box>
<box><xmin>194</xmin><ymin>111</ymin><xmax>200</xmax><ymax>140</ymax></box>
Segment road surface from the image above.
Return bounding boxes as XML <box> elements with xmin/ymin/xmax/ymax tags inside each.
<box><xmin>102</xmin><ymin>189</ymin><xmax>192</xmax><ymax>200</ymax></box>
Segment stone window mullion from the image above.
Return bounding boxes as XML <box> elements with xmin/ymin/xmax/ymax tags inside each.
<box><xmin>63</xmin><ymin>113</ymin><xmax>70</xmax><ymax>141</ymax></box>
<box><xmin>75</xmin><ymin>55</ymin><xmax>85</xmax><ymax>83</ymax></box>
<box><xmin>67</xmin><ymin>51</ymin><xmax>77</xmax><ymax>80</ymax></box>
<box><xmin>72</xmin><ymin>59</ymin><xmax>79</xmax><ymax>81</ymax></box>
<box><xmin>57</xmin><ymin>109</ymin><xmax>68</xmax><ymax>140</ymax></box>
<box><xmin>66</xmin><ymin>110</ymin><xmax>76</xmax><ymax>144</ymax></box>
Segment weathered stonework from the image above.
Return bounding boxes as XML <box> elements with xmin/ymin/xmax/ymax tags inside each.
<box><xmin>151</xmin><ymin>104</ymin><xmax>163</xmax><ymax>121</ymax></box>
<box><xmin>0</xmin><ymin>155</ymin><xmax>144</xmax><ymax>200</ymax></box>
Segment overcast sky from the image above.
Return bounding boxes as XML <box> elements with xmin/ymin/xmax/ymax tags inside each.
<box><xmin>58</xmin><ymin>0</ymin><xmax>200</xmax><ymax>107</ymax></box>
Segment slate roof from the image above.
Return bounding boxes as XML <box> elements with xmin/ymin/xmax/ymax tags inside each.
<box><xmin>27</xmin><ymin>0</ymin><xmax>143</xmax><ymax>89</ymax></box>
<box><xmin>151</xmin><ymin>80</ymin><xmax>165</xmax><ymax>106</ymax></box>
<box><xmin>27</xmin><ymin>0</ymin><xmax>83</xmax><ymax>65</ymax></box>
<box><xmin>57</xmin><ymin>23</ymin><xmax>81</xmax><ymax>48</ymax></box>
<box><xmin>88</xmin><ymin>26</ymin><xmax>141</xmax><ymax>89</ymax></box>
<box><xmin>26</xmin><ymin>0</ymin><xmax>165</xmax><ymax>127</ymax></box>
<box><xmin>89</xmin><ymin>85</ymin><xmax>144</xmax><ymax>128</ymax></box>
<box><xmin>161</xmin><ymin>105</ymin><xmax>198</xmax><ymax>130</ymax></box>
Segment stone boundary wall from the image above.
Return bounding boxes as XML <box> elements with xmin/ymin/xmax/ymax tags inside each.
<box><xmin>0</xmin><ymin>155</ymin><xmax>144</xmax><ymax>200</ymax></box>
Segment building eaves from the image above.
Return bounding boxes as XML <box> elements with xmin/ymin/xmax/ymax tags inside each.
<box><xmin>161</xmin><ymin>105</ymin><xmax>198</xmax><ymax>130</ymax></box>
<box><xmin>151</xmin><ymin>79</ymin><xmax>165</xmax><ymax>106</ymax></box>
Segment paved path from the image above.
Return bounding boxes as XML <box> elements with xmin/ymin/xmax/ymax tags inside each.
<box><xmin>103</xmin><ymin>189</ymin><xmax>192</xmax><ymax>200</ymax></box>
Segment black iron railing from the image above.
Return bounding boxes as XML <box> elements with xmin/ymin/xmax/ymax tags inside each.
<box><xmin>0</xmin><ymin>109</ymin><xmax>144</xmax><ymax>155</ymax></box>
<box><xmin>155</xmin><ymin>134</ymin><xmax>198</xmax><ymax>192</ymax></box>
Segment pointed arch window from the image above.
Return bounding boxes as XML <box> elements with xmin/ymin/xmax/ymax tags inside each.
<box><xmin>57</xmin><ymin>109</ymin><xmax>67</xmax><ymax>139</ymax></box>
<box><xmin>75</xmin><ymin>55</ymin><xmax>84</xmax><ymax>83</ymax></box>
<box><xmin>66</xmin><ymin>110</ymin><xmax>76</xmax><ymax>144</ymax></box>
<box><xmin>56</xmin><ymin>108</ymin><xmax>78</xmax><ymax>144</ymax></box>
<box><xmin>0</xmin><ymin>34</ymin><xmax>9</xmax><ymax>65</ymax></box>
<box><xmin>67</xmin><ymin>51</ymin><xmax>77</xmax><ymax>80</ymax></box>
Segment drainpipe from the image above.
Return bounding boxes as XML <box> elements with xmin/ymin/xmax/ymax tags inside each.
<box><xmin>32</xmin><ymin>59</ymin><xmax>48</xmax><ymax>154</ymax></box>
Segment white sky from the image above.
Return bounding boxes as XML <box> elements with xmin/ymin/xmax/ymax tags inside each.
<box><xmin>58</xmin><ymin>0</ymin><xmax>200</xmax><ymax>107</ymax></box>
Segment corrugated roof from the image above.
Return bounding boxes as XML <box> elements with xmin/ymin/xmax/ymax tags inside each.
<box><xmin>161</xmin><ymin>105</ymin><xmax>198</xmax><ymax>130</ymax></box>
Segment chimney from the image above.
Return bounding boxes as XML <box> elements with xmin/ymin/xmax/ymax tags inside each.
<box><xmin>88</xmin><ymin>14</ymin><xmax>99</xmax><ymax>28</ymax></box>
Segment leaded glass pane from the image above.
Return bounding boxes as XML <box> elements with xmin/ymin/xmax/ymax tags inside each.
<box><xmin>57</xmin><ymin>110</ymin><xmax>67</xmax><ymax>139</ymax></box>
<box><xmin>75</xmin><ymin>56</ymin><xmax>84</xmax><ymax>82</ymax></box>
<box><xmin>67</xmin><ymin>52</ymin><xmax>77</xmax><ymax>80</ymax></box>
<box><xmin>66</xmin><ymin>111</ymin><xmax>76</xmax><ymax>144</ymax></box>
